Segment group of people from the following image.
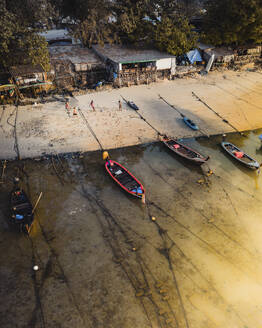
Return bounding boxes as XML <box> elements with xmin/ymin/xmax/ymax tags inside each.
<box><xmin>65</xmin><ymin>99</ymin><xmax>122</xmax><ymax>115</ymax></box>
<box><xmin>65</xmin><ymin>101</ymin><xmax>78</xmax><ymax>116</ymax></box>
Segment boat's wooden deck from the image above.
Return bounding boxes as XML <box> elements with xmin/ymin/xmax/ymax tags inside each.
<box><xmin>109</xmin><ymin>164</ymin><xmax>140</xmax><ymax>191</ymax></box>
<box><xmin>166</xmin><ymin>140</ymin><xmax>200</xmax><ymax>159</ymax></box>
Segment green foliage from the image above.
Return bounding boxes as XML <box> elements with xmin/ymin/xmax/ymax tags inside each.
<box><xmin>112</xmin><ymin>0</ymin><xmax>154</xmax><ymax>42</ymax></box>
<box><xmin>202</xmin><ymin>0</ymin><xmax>262</xmax><ymax>46</ymax></box>
<box><xmin>6</xmin><ymin>0</ymin><xmax>54</xmax><ymax>27</ymax></box>
<box><xmin>0</xmin><ymin>2</ymin><xmax>50</xmax><ymax>70</ymax></box>
<box><xmin>155</xmin><ymin>16</ymin><xmax>198</xmax><ymax>55</ymax></box>
<box><xmin>53</xmin><ymin>0</ymin><xmax>116</xmax><ymax>47</ymax></box>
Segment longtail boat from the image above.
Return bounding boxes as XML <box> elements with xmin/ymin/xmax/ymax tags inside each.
<box><xmin>10</xmin><ymin>187</ymin><xmax>34</xmax><ymax>234</ymax></box>
<box><xmin>161</xmin><ymin>135</ymin><xmax>209</xmax><ymax>165</ymax></box>
<box><xmin>221</xmin><ymin>142</ymin><xmax>260</xmax><ymax>170</ymax></box>
<box><xmin>105</xmin><ymin>159</ymin><xmax>145</xmax><ymax>202</ymax></box>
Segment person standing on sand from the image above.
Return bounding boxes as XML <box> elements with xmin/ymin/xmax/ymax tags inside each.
<box><xmin>65</xmin><ymin>101</ymin><xmax>70</xmax><ymax>110</ymax></box>
<box><xmin>73</xmin><ymin>107</ymin><xmax>77</xmax><ymax>116</ymax></box>
<box><xmin>90</xmin><ymin>100</ymin><xmax>95</xmax><ymax>111</ymax></box>
<box><xmin>118</xmin><ymin>100</ymin><xmax>122</xmax><ymax>111</ymax></box>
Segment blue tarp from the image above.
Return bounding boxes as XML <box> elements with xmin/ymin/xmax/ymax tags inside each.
<box><xmin>186</xmin><ymin>49</ymin><xmax>202</xmax><ymax>64</ymax></box>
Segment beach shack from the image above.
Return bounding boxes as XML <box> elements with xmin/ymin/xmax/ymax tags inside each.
<box><xmin>0</xmin><ymin>71</ymin><xmax>17</xmax><ymax>104</ymax></box>
<box><xmin>9</xmin><ymin>65</ymin><xmax>52</xmax><ymax>97</ymax></box>
<box><xmin>92</xmin><ymin>44</ymin><xmax>176</xmax><ymax>87</ymax></box>
<box><xmin>49</xmin><ymin>45</ymin><xmax>106</xmax><ymax>89</ymax></box>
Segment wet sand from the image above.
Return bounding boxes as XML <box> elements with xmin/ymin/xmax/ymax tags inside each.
<box><xmin>1</xmin><ymin>131</ymin><xmax>262</xmax><ymax>327</ymax></box>
<box><xmin>1</xmin><ymin>70</ymin><xmax>262</xmax><ymax>160</ymax></box>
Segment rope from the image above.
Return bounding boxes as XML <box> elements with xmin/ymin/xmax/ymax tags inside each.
<box><xmin>121</xmin><ymin>95</ymin><xmax>163</xmax><ymax>136</ymax></box>
<box><xmin>13</xmin><ymin>105</ymin><xmax>20</xmax><ymax>160</ymax></box>
<box><xmin>192</xmin><ymin>91</ymin><xmax>243</xmax><ymax>136</ymax></box>
<box><xmin>159</xmin><ymin>94</ymin><xmax>210</xmax><ymax>138</ymax></box>
<box><xmin>158</xmin><ymin>94</ymin><xmax>184</xmax><ymax>117</ymax></box>
<box><xmin>78</xmin><ymin>108</ymin><xmax>104</xmax><ymax>151</ymax></box>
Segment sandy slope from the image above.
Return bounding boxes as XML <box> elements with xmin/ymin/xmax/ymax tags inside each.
<box><xmin>1</xmin><ymin>70</ymin><xmax>262</xmax><ymax>160</ymax></box>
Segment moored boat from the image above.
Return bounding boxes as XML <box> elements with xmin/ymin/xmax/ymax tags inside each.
<box><xmin>183</xmin><ymin>117</ymin><xmax>199</xmax><ymax>130</ymax></box>
<box><xmin>104</xmin><ymin>156</ymin><xmax>145</xmax><ymax>202</ymax></box>
<box><xmin>10</xmin><ymin>186</ymin><xmax>34</xmax><ymax>234</ymax></box>
<box><xmin>160</xmin><ymin>135</ymin><xmax>209</xmax><ymax>165</ymax></box>
<box><xmin>221</xmin><ymin>142</ymin><xmax>260</xmax><ymax>170</ymax></box>
<box><xmin>127</xmin><ymin>101</ymin><xmax>139</xmax><ymax>111</ymax></box>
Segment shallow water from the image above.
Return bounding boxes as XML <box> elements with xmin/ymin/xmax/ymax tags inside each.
<box><xmin>1</xmin><ymin>130</ymin><xmax>262</xmax><ymax>328</ymax></box>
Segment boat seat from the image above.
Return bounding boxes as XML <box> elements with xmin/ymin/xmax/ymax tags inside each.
<box><xmin>125</xmin><ymin>181</ymin><xmax>139</xmax><ymax>190</ymax></box>
<box><xmin>117</xmin><ymin>172</ymin><xmax>129</xmax><ymax>180</ymax></box>
<box><xmin>13</xmin><ymin>203</ymin><xmax>32</xmax><ymax>211</ymax></box>
<box><xmin>118</xmin><ymin>176</ymin><xmax>132</xmax><ymax>185</ymax></box>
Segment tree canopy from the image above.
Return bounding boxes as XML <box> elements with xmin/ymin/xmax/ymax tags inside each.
<box><xmin>0</xmin><ymin>0</ymin><xmax>50</xmax><ymax>70</ymax></box>
<box><xmin>155</xmin><ymin>15</ymin><xmax>198</xmax><ymax>55</ymax></box>
<box><xmin>3</xmin><ymin>0</ymin><xmax>261</xmax><ymax>70</ymax></box>
<box><xmin>202</xmin><ymin>0</ymin><xmax>262</xmax><ymax>46</ymax></box>
<box><xmin>53</xmin><ymin>0</ymin><xmax>199</xmax><ymax>53</ymax></box>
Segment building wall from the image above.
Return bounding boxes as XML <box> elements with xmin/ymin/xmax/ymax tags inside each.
<box><xmin>156</xmin><ymin>58</ymin><xmax>172</xmax><ymax>70</ymax></box>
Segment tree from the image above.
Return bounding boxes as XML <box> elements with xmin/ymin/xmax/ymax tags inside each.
<box><xmin>6</xmin><ymin>0</ymin><xmax>54</xmax><ymax>27</ymax></box>
<box><xmin>154</xmin><ymin>15</ymin><xmax>198</xmax><ymax>55</ymax></box>
<box><xmin>202</xmin><ymin>0</ymin><xmax>262</xmax><ymax>46</ymax></box>
<box><xmin>52</xmin><ymin>0</ymin><xmax>116</xmax><ymax>47</ymax></box>
<box><xmin>112</xmin><ymin>0</ymin><xmax>155</xmax><ymax>43</ymax></box>
<box><xmin>0</xmin><ymin>1</ymin><xmax>50</xmax><ymax>70</ymax></box>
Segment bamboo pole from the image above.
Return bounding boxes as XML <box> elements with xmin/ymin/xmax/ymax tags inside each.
<box><xmin>32</xmin><ymin>192</ymin><xmax>43</xmax><ymax>214</ymax></box>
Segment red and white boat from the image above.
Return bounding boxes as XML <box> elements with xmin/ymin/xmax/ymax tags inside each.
<box><xmin>105</xmin><ymin>159</ymin><xmax>145</xmax><ymax>202</ymax></box>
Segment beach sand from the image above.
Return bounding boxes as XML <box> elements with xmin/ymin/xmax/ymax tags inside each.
<box><xmin>1</xmin><ymin>69</ymin><xmax>262</xmax><ymax>160</ymax></box>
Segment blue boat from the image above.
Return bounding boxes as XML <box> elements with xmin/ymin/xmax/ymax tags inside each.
<box><xmin>183</xmin><ymin>117</ymin><xmax>199</xmax><ymax>130</ymax></box>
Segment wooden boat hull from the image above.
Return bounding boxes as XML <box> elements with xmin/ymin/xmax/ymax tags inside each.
<box><xmin>10</xmin><ymin>189</ymin><xmax>34</xmax><ymax>234</ymax></box>
<box><xmin>105</xmin><ymin>160</ymin><xmax>145</xmax><ymax>199</ymax></box>
<box><xmin>127</xmin><ymin>101</ymin><xmax>139</xmax><ymax>111</ymax></box>
<box><xmin>183</xmin><ymin>117</ymin><xmax>199</xmax><ymax>130</ymax></box>
<box><xmin>161</xmin><ymin>137</ymin><xmax>209</xmax><ymax>165</ymax></box>
<box><xmin>221</xmin><ymin>142</ymin><xmax>260</xmax><ymax>170</ymax></box>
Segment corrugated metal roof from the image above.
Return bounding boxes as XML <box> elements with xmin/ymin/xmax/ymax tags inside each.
<box><xmin>9</xmin><ymin>64</ymin><xmax>44</xmax><ymax>77</ymax></box>
<box><xmin>49</xmin><ymin>45</ymin><xmax>104</xmax><ymax>67</ymax></box>
<box><xmin>93</xmin><ymin>44</ymin><xmax>176</xmax><ymax>64</ymax></box>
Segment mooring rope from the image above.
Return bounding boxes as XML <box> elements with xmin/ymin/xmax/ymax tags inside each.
<box><xmin>159</xmin><ymin>94</ymin><xmax>210</xmax><ymax>138</ymax></box>
<box><xmin>192</xmin><ymin>91</ymin><xmax>243</xmax><ymax>136</ymax></box>
<box><xmin>78</xmin><ymin>107</ymin><xmax>104</xmax><ymax>151</ymax></box>
<box><xmin>121</xmin><ymin>95</ymin><xmax>163</xmax><ymax>136</ymax></box>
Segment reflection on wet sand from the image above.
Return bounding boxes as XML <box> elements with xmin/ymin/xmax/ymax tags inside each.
<box><xmin>1</xmin><ymin>130</ymin><xmax>262</xmax><ymax>328</ymax></box>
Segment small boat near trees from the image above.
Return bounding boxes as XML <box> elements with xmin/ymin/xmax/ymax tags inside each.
<box><xmin>160</xmin><ymin>135</ymin><xmax>209</xmax><ymax>165</ymax></box>
<box><xmin>103</xmin><ymin>152</ymin><xmax>145</xmax><ymax>202</ymax></box>
<box><xmin>127</xmin><ymin>101</ymin><xmax>139</xmax><ymax>111</ymax></box>
<box><xmin>10</xmin><ymin>183</ymin><xmax>34</xmax><ymax>234</ymax></box>
<box><xmin>221</xmin><ymin>142</ymin><xmax>260</xmax><ymax>170</ymax></box>
<box><xmin>183</xmin><ymin>117</ymin><xmax>199</xmax><ymax>130</ymax></box>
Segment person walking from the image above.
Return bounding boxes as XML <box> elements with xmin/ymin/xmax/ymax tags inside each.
<box><xmin>118</xmin><ymin>100</ymin><xmax>122</xmax><ymax>111</ymax></box>
<box><xmin>90</xmin><ymin>100</ymin><xmax>95</xmax><ymax>112</ymax></box>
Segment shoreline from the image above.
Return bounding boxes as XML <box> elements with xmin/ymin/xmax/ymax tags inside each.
<box><xmin>1</xmin><ymin>69</ymin><xmax>262</xmax><ymax>161</ymax></box>
<box><xmin>2</xmin><ymin>128</ymin><xmax>261</xmax><ymax>163</ymax></box>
